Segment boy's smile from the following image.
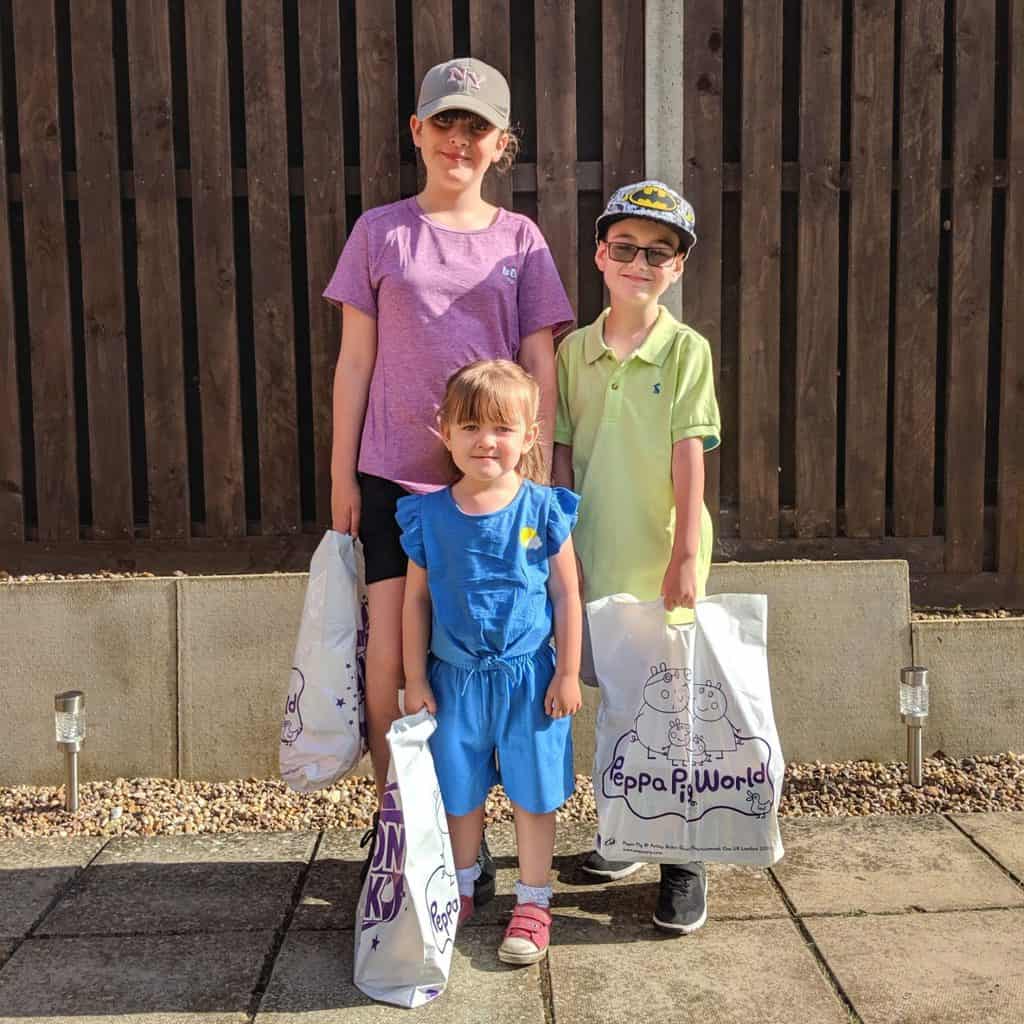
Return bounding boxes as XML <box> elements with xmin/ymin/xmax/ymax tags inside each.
<box><xmin>597</xmin><ymin>219</ymin><xmax>685</xmax><ymax>308</ymax></box>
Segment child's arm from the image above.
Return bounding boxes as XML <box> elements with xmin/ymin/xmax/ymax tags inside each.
<box><xmin>551</xmin><ymin>445</ymin><xmax>585</xmax><ymax>597</ymax></box>
<box><xmin>545</xmin><ymin>535</ymin><xmax>583</xmax><ymax>718</ymax></box>
<box><xmin>518</xmin><ymin>328</ymin><xmax>556</xmax><ymax>481</ymax></box>
<box><xmin>662</xmin><ymin>437</ymin><xmax>705</xmax><ymax>610</ymax></box>
<box><xmin>331</xmin><ymin>305</ymin><xmax>377</xmax><ymax>534</ymax></box>
<box><xmin>401</xmin><ymin>560</ymin><xmax>436</xmax><ymax>714</ymax></box>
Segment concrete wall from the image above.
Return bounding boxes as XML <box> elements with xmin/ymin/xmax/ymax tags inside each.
<box><xmin>911</xmin><ymin>619</ymin><xmax>1024</xmax><ymax>757</ymax></box>
<box><xmin>1</xmin><ymin>561</ymin><xmax>1019</xmax><ymax>786</ymax></box>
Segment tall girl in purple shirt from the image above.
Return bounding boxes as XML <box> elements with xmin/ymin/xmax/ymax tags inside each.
<box><xmin>323</xmin><ymin>58</ymin><xmax>574</xmax><ymax>892</ymax></box>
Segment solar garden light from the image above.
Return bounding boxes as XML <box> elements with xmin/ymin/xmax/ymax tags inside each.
<box><xmin>54</xmin><ymin>690</ymin><xmax>85</xmax><ymax>813</ymax></box>
<box><xmin>899</xmin><ymin>667</ymin><xmax>928</xmax><ymax>788</ymax></box>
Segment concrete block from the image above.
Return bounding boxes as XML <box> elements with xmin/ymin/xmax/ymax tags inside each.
<box><xmin>911</xmin><ymin>619</ymin><xmax>1024</xmax><ymax>756</ymax></box>
<box><xmin>952</xmin><ymin>811</ymin><xmax>1024</xmax><ymax>879</ymax></box>
<box><xmin>177</xmin><ymin>574</ymin><xmax>306</xmax><ymax>780</ymax></box>
<box><xmin>37</xmin><ymin>832</ymin><xmax>315</xmax><ymax>936</ymax></box>
<box><xmin>806</xmin><ymin>910</ymin><xmax>1024</xmax><ymax>1024</ymax></box>
<box><xmin>0</xmin><ymin>931</ymin><xmax>272</xmax><ymax>1023</ymax></box>
<box><xmin>707</xmin><ymin>560</ymin><xmax>912</xmax><ymax>761</ymax></box>
<box><xmin>257</xmin><ymin>927</ymin><xmax>546</xmax><ymax>1023</ymax></box>
<box><xmin>0</xmin><ymin>579</ymin><xmax>177</xmax><ymax>785</ymax></box>
<box><xmin>0</xmin><ymin>836</ymin><xmax>105</xmax><ymax>937</ymax></box>
<box><xmin>773</xmin><ymin>816</ymin><xmax>1024</xmax><ymax>915</ymax></box>
<box><xmin>550</xmin><ymin>917</ymin><xmax>849</xmax><ymax>1024</ymax></box>
<box><xmin>574</xmin><ymin>560</ymin><xmax>913</xmax><ymax>769</ymax></box>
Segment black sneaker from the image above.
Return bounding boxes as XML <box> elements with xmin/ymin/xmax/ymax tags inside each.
<box><xmin>358</xmin><ymin>811</ymin><xmax>380</xmax><ymax>886</ymax></box>
<box><xmin>653</xmin><ymin>862</ymin><xmax>707</xmax><ymax>934</ymax></box>
<box><xmin>579</xmin><ymin>849</ymin><xmax>644</xmax><ymax>881</ymax></box>
<box><xmin>474</xmin><ymin>830</ymin><xmax>497</xmax><ymax>907</ymax></box>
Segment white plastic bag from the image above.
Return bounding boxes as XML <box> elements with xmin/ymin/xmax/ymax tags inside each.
<box><xmin>353</xmin><ymin>710</ymin><xmax>460</xmax><ymax>1008</ymax></box>
<box><xmin>279</xmin><ymin>531</ymin><xmax>368</xmax><ymax>791</ymax></box>
<box><xmin>589</xmin><ymin>593</ymin><xmax>784</xmax><ymax>866</ymax></box>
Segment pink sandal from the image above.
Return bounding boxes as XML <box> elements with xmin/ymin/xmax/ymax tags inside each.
<box><xmin>458</xmin><ymin>895</ymin><xmax>475</xmax><ymax>926</ymax></box>
<box><xmin>497</xmin><ymin>903</ymin><xmax>552</xmax><ymax>965</ymax></box>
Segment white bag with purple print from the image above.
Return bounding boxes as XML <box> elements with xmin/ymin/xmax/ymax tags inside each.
<box><xmin>353</xmin><ymin>709</ymin><xmax>460</xmax><ymax>1008</ymax></box>
<box><xmin>279</xmin><ymin>531</ymin><xmax>368</xmax><ymax>792</ymax></box>
<box><xmin>589</xmin><ymin>593</ymin><xmax>784</xmax><ymax>866</ymax></box>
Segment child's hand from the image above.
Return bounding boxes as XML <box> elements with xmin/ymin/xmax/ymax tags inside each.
<box><xmin>403</xmin><ymin>677</ymin><xmax>437</xmax><ymax>716</ymax></box>
<box><xmin>332</xmin><ymin>475</ymin><xmax>361</xmax><ymax>535</ymax></box>
<box><xmin>662</xmin><ymin>554</ymin><xmax>698</xmax><ymax>611</ymax></box>
<box><xmin>545</xmin><ymin>673</ymin><xmax>583</xmax><ymax>719</ymax></box>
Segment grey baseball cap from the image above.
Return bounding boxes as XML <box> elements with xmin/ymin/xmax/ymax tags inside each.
<box><xmin>416</xmin><ymin>57</ymin><xmax>511</xmax><ymax>130</ymax></box>
<box><xmin>595</xmin><ymin>180</ymin><xmax>698</xmax><ymax>254</ymax></box>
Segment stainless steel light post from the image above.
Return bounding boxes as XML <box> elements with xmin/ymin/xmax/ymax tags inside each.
<box><xmin>54</xmin><ymin>690</ymin><xmax>85</xmax><ymax>812</ymax></box>
<box><xmin>898</xmin><ymin>667</ymin><xmax>928</xmax><ymax>788</ymax></box>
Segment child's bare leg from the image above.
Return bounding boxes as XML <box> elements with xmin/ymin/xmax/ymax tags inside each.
<box><xmin>448</xmin><ymin>805</ymin><xmax>486</xmax><ymax>869</ymax></box>
<box><xmin>513</xmin><ymin>805</ymin><xmax>556</xmax><ymax>888</ymax></box>
<box><xmin>365</xmin><ymin>578</ymin><xmax>405</xmax><ymax>799</ymax></box>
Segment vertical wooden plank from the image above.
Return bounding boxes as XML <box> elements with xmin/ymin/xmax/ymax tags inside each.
<box><xmin>185</xmin><ymin>0</ymin><xmax>244</xmax><ymax>537</ymax></box>
<box><xmin>242</xmin><ymin>0</ymin><xmax>299</xmax><ymax>533</ymax></box>
<box><xmin>127</xmin><ymin>0</ymin><xmax>189</xmax><ymax>539</ymax></box>
<box><xmin>299</xmin><ymin>0</ymin><xmax>347</xmax><ymax>527</ymax></box>
<box><xmin>469</xmin><ymin>0</ymin><xmax>513</xmax><ymax>210</ymax></box>
<box><xmin>738</xmin><ymin>0</ymin><xmax>782</xmax><ymax>538</ymax></box>
<box><xmin>0</xmin><ymin>15</ymin><xmax>22</xmax><ymax>541</ymax></box>
<box><xmin>794</xmin><ymin>0</ymin><xmax>841</xmax><ymax>538</ymax></box>
<box><xmin>355</xmin><ymin>0</ymin><xmax>399</xmax><ymax>210</ymax></box>
<box><xmin>13</xmin><ymin>2</ymin><xmax>77</xmax><ymax>540</ymax></box>
<box><xmin>682</xmin><ymin>0</ymin><xmax>723</xmax><ymax>525</ymax></box>
<box><xmin>534</xmin><ymin>0</ymin><xmax>578</xmax><ymax>313</ymax></box>
<box><xmin>892</xmin><ymin>0</ymin><xmax>943</xmax><ymax>537</ymax></box>
<box><xmin>603</xmin><ymin>0</ymin><xmax>644</xmax><ymax>193</ymax></box>
<box><xmin>412</xmin><ymin>0</ymin><xmax>453</xmax><ymax>192</ymax></box>
<box><xmin>846</xmin><ymin>0</ymin><xmax>895</xmax><ymax>538</ymax></box>
<box><xmin>945</xmin><ymin>0</ymin><xmax>995</xmax><ymax>571</ymax></box>
<box><xmin>71</xmin><ymin>0</ymin><xmax>133</xmax><ymax>541</ymax></box>
<box><xmin>413</xmin><ymin>1</ymin><xmax>453</xmax><ymax>101</ymax></box>
<box><xmin>998</xmin><ymin>0</ymin><xmax>1024</xmax><ymax>574</ymax></box>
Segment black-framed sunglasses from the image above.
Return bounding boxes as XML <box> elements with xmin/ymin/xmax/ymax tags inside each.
<box><xmin>604</xmin><ymin>240</ymin><xmax>680</xmax><ymax>267</ymax></box>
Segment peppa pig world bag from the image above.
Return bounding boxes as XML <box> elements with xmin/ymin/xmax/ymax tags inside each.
<box><xmin>353</xmin><ymin>709</ymin><xmax>460</xmax><ymax>1008</ymax></box>
<box><xmin>587</xmin><ymin>593</ymin><xmax>784</xmax><ymax>867</ymax></box>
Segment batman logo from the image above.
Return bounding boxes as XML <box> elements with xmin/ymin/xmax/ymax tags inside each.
<box><xmin>627</xmin><ymin>185</ymin><xmax>678</xmax><ymax>213</ymax></box>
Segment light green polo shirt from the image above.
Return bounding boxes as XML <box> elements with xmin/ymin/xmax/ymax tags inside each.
<box><xmin>555</xmin><ymin>306</ymin><xmax>721</xmax><ymax>623</ymax></box>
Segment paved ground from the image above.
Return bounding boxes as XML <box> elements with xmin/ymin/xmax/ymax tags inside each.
<box><xmin>0</xmin><ymin>813</ymin><xmax>1021</xmax><ymax>1023</ymax></box>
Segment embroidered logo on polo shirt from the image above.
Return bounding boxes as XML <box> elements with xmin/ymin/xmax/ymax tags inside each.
<box><xmin>652</xmin><ymin>382</ymin><xmax>662</xmax><ymax>395</ymax></box>
<box><xmin>519</xmin><ymin>526</ymin><xmax>542</xmax><ymax>551</ymax></box>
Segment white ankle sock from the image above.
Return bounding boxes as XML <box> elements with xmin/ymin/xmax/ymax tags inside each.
<box><xmin>456</xmin><ymin>863</ymin><xmax>481</xmax><ymax>897</ymax></box>
<box><xmin>514</xmin><ymin>880</ymin><xmax>552</xmax><ymax>908</ymax></box>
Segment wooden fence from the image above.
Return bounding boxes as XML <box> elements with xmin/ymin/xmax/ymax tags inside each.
<box><xmin>0</xmin><ymin>0</ymin><xmax>1020</xmax><ymax>608</ymax></box>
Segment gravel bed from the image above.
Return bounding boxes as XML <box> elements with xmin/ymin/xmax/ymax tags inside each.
<box><xmin>2</xmin><ymin>753</ymin><xmax>1021</xmax><ymax>839</ymax></box>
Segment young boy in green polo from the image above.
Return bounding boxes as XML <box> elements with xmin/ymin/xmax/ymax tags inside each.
<box><xmin>552</xmin><ymin>180</ymin><xmax>721</xmax><ymax>934</ymax></box>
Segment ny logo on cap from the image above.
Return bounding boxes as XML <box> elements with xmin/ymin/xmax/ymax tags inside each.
<box><xmin>447</xmin><ymin>65</ymin><xmax>483</xmax><ymax>91</ymax></box>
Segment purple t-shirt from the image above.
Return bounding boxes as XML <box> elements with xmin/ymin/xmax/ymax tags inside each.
<box><xmin>323</xmin><ymin>197</ymin><xmax>574</xmax><ymax>491</ymax></box>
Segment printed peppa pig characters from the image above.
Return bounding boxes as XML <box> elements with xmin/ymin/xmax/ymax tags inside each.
<box><xmin>691</xmin><ymin>679</ymin><xmax>743</xmax><ymax>760</ymax></box>
<box><xmin>633</xmin><ymin>663</ymin><xmax>691</xmax><ymax>761</ymax></box>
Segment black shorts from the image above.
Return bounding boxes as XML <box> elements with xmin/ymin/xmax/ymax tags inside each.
<box><xmin>358</xmin><ymin>473</ymin><xmax>412</xmax><ymax>584</ymax></box>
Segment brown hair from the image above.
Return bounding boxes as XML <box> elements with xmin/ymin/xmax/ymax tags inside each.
<box><xmin>493</xmin><ymin>125</ymin><xmax>521</xmax><ymax>175</ymax></box>
<box><xmin>437</xmin><ymin>360</ymin><xmax>546</xmax><ymax>483</ymax></box>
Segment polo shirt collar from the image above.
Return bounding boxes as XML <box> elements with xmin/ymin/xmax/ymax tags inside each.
<box><xmin>583</xmin><ymin>306</ymin><xmax>677</xmax><ymax>367</ymax></box>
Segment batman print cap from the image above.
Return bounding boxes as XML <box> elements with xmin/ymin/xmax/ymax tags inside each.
<box><xmin>595</xmin><ymin>180</ymin><xmax>697</xmax><ymax>255</ymax></box>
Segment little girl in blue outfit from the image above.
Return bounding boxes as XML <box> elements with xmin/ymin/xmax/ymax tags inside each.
<box><xmin>397</xmin><ymin>359</ymin><xmax>583</xmax><ymax>967</ymax></box>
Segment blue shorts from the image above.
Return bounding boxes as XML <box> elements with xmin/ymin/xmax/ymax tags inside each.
<box><xmin>427</xmin><ymin>644</ymin><xmax>575</xmax><ymax>816</ymax></box>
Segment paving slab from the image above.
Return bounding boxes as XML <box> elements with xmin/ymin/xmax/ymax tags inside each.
<box><xmin>549</xmin><ymin>916</ymin><xmax>848</xmax><ymax>1024</ymax></box>
<box><xmin>292</xmin><ymin>824</ymin><xmax>787</xmax><ymax>932</ymax></box>
<box><xmin>0</xmin><ymin>930</ymin><xmax>273</xmax><ymax>1024</ymax></box>
<box><xmin>470</xmin><ymin>823</ymin><xmax>788</xmax><ymax>928</ymax></box>
<box><xmin>35</xmin><ymin>831</ymin><xmax>316</xmax><ymax>936</ymax></box>
<box><xmin>0</xmin><ymin>836</ymin><xmax>105</xmax><ymax>936</ymax></box>
<box><xmin>951</xmin><ymin>811</ymin><xmax>1024</xmax><ymax>880</ymax></box>
<box><xmin>256</xmin><ymin>927</ymin><xmax>545</xmax><ymax>1023</ymax></box>
<box><xmin>773</xmin><ymin>815</ymin><xmax>1024</xmax><ymax>914</ymax></box>
<box><xmin>293</xmin><ymin>828</ymin><xmax>365</xmax><ymax>930</ymax></box>
<box><xmin>806</xmin><ymin>908</ymin><xmax>1024</xmax><ymax>1023</ymax></box>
